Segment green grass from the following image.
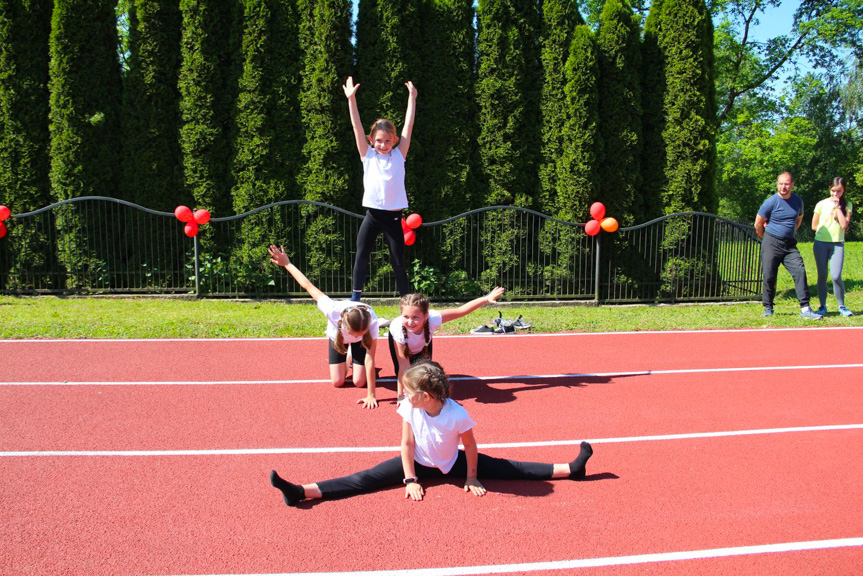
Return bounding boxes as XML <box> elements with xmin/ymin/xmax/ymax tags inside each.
<box><xmin>2</xmin><ymin>242</ymin><xmax>860</xmax><ymax>339</ymax></box>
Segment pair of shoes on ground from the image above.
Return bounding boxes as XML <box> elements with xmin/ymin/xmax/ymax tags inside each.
<box><xmin>763</xmin><ymin>306</ymin><xmax>834</xmax><ymax>320</ymax></box>
<box><xmin>800</xmin><ymin>307</ymin><xmax>824</xmax><ymax>320</ymax></box>
<box><xmin>470</xmin><ymin>313</ymin><xmax>532</xmax><ymax>335</ymax></box>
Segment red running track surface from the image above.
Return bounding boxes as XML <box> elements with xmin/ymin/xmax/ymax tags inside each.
<box><xmin>1</xmin><ymin>327</ymin><xmax>862</xmax><ymax>575</ymax></box>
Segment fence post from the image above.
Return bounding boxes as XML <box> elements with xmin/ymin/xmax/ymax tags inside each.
<box><xmin>193</xmin><ymin>235</ymin><xmax>200</xmax><ymax>296</ymax></box>
<box><xmin>594</xmin><ymin>234</ymin><xmax>601</xmax><ymax>304</ymax></box>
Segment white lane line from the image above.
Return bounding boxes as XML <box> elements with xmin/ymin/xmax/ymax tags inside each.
<box><xmin>2</xmin><ymin>326</ymin><xmax>861</xmax><ymax>343</ymax></box>
<box><xmin>3</xmin><ymin>363</ymin><xmax>862</xmax><ymax>386</ymax></box>
<box><xmin>3</xmin><ymin>423</ymin><xmax>861</xmax><ymax>457</ymax></box>
<box><xmin>171</xmin><ymin>537</ymin><xmax>863</xmax><ymax>576</ymax></box>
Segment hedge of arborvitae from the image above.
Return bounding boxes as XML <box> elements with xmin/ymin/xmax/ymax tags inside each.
<box><xmin>598</xmin><ymin>0</ymin><xmax>642</xmax><ymax>226</ymax></box>
<box><xmin>49</xmin><ymin>0</ymin><xmax>123</xmax><ymax>286</ymax></box>
<box><xmin>0</xmin><ymin>0</ymin><xmax>722</xmax><ymax>294</ymax></box>
<box><xmin>123</xmin><ymin>0</ymin><xmax>184</xmax><ymax>211</ymax></box>
<box><xmin>0</xmin><ymin>0</ymin><xmax>53</xmax><ymax>289</ymax></box>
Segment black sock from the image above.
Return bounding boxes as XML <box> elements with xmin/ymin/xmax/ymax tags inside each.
<box><xmin>350</xmin><ymin>290</ymin><xmax>362</xmax><ymax>302</ymax></box>
<box><xmin>270</xmin><ymin>470</ymin><xmax>305</xmax><ymax>507</ymax></box>
<box><xmin>569</xmin><ymin>441</ymin><xmax>593</xmax><ymax>480</ymax></box>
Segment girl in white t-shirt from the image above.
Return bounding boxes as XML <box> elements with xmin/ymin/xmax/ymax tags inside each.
<box><xmin>268</xmin><ymin>245</ymin><xmax>385</xmax><ymax>409</ymax></box>
<box><xmin>270</xmin><ymin>361</ymin><xmax>594</xmax><ymax>506</ymax></box>
<box><xmin>343</xmin><ymin>76</ymin><xmax>417</xmax><ymax>302</ymax></box>
<box><xmin>389</xmin><ymin>287</ymin><xmax>505</xmax><ymax>400</ymax></box>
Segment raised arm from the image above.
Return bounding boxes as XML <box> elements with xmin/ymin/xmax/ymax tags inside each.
<box><xmin>268</xmin><ymin>245</ymin><xmax>325</xmax><ymax>302</ymax></box>
<box><xmin>343</xmin><ymin>77</ymin><xmax>369</xmax><ymax>158</ymax></box>
<box><xmin>398</xmin><ymin>81</ymin><xmax>418</xmax><ymax>158</ymax></box>
<box><xmin>438</xmin><ymin>287</ymin><xmax>505</xmax><ymax>323</ymax></box>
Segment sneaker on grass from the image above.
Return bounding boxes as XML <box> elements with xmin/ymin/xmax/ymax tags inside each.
<box><xmin>762</xmin><ymin>307</ymin><xmax>774</xmax><ymax>317</ymax></box>
<box><xmin>800</xmin><ymin>307</ymin><xmax>824</xmax><ymax>320</ymax></box>
<box><xmin>470</xmin><ymin>325</ymin><xmax>496</xmax><ymax>335</ymax></box>
<box><xmin>838</xmin><ymin>306</ymin><xmax>854</xmax><ymax>317</ymax></box>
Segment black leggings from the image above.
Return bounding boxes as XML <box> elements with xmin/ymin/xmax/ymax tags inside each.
<box><xmin>387</xmin><ymin>332</ymin><xmax>433</xmax><ymax>376</ymax></box>
<box><xmin>353</xmin><ymin>208</ymin><xmax>410</xmax><ymax>295</ymax></box>
<box><xmin>317</xmin><ymin>451</ymin><xmax>554</xmax><ymax>499</ymax></box>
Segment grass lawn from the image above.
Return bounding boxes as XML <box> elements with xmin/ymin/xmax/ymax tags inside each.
<box><xmin>2</xmin><ymin>242</ymin><xmax>860</xmax><ymax>339</ymax></box>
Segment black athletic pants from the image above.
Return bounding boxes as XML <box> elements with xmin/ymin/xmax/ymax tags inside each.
<box><xmin>353</xmin><ymin>208</ymin><xmax>410</xmax><ymax>295</ymax></box>
<box><xmin>761</xmin><ymin>232</ymin><xmax>810</xmax><ymax>308</ymax></box>
<box><xmin>316</xmin><ymin>451</ymin><xmax>554</xmax><ymax>499</ymax></box>
<box><xmin>387</xmin><ymin>332</ymin><xmax>433</xmax><ymax>375</ymax></box>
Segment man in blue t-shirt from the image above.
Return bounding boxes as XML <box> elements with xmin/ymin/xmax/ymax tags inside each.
<box><xmin>754</xmin><ymin>172</ymin><xmax>822</xmax><ymax>319</ymax></box>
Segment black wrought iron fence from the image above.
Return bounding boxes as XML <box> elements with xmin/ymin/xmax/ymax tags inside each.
<box><xmin>0</xmin><ymin>197</ymin><xmax>763</xmax><ymax>302</ymax></box>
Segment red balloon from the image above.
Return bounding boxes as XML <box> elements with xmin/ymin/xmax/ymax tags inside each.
<box><xmin>404</xmin><ymin>229</ymin><xmax>416</xmax><ymax>246</ymax></box>
<box><xmin>175</xmin><ymin>205</ymin><xmax>193</xmax><ymax>223</ymax></box>
<box><xmin>0</xmin><ymin>205</ymin><xmax>10</xmax><ymax>221</ymax></box>
<box><xmin>401</xmin><ymin>218</ymin><xmax>410</xmax><ymax>233</ymax></box>
<box><xmin>589</xmin><ymin>202</ymin><xmax>606</xmax><ymax>221</ymax></box>
<box><xmin>600</xmin><ymin>217</ymin><xmax>619</xmax><ymax>232</ymax></box>
<box><xmin>184</xmin><ymin>222</ymin><xmax>199</xmax><ymax>237</ymax></box>
<box><xmin>406</xmin><ymin>213</ymin><xmax>422</xmax><ymax>229</ymax></box>
<box><xmin>585</xmin><ymin>220</ymin><xmax>601</xmax><ymax>236</ymax></box>
<box><xmin>0</xmin><ymin>222</ymin><xmax>6</xmax><ymax>238</ymax></box>
<box><xmin>193</xmin><ymin>209</ymin><xmax>211</xmax><ymax>225</ymax></box>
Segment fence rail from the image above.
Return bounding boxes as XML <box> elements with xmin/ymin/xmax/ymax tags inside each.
<box><xmin>0</xmin><ymin>197</ymin><xmax>763</xmax><ymax>302</ymax></box>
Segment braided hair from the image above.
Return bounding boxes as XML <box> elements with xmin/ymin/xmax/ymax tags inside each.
<box><xmin>333</xmin><ymin>304</ymin><xmax>373</xmax><ymax>355</ymax></box>
<box><xmin>399</xmin><ymin>293</ymin><xmax>431</xmax><ymax>359</ymax></box>
<box><xmin>403</xmin><ymin>361</ymin><xmax>450</xmax><ymax>400</ymax></box>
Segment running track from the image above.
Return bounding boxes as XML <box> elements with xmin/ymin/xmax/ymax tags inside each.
<box><xmin>1</xmin><ymin>327</ymin><xmax>862</xmax><ymax>575</ymax></box>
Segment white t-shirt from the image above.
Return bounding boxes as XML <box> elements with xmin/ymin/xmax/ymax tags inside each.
<box><xmin>389</xmin><ymin>310</ymin><xmax>443</xmax><ymax>355</ymax></box>
<box><xmin>398</xmin><ymin>398</ymin><xmax>476</xmax><ymax>473</ymax></box>
<box><xmin>316</xmin><ymin>295</ymin><xmax>380</xmax><ymax>343</ymax></box>
<box><xmin>361</xmin><ymin>147</ymin><xmax>408</xmax><ymax>210</ymax></box>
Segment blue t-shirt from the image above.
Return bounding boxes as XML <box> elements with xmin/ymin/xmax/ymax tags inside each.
<box><xmin>758</xmin><ymin>193</ymin><xmax>803</xmax><ymax>239</ymax></box>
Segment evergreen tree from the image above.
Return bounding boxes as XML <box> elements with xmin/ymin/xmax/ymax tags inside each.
<box><xmin>414</xmin><ymin>0</ymin><xmax>478</xmax><ymax>221</ymax></box>
<box><xmin>296</xmin><ymin>0</ymin><xmax>353</xmax><ymax>284</ymax></box>
<box><xmin>0</xmin><ymin>0</ymin><xmax>53</xmax><ymax>289</ymax></box>
<box><xmin>539</xmin><ymin>0</ymin><xmax>583</xmax><ymax>216</ymax></box>
<box><xmin>657</xmin><ymin>0</ymin><xmax>716</xmax><ymax>214</ymax></box>
<box><xmin>48</xmin><ymin>0</ymin><xmax>124</xmax><ymax>287</ymax></box>
<box><xmin>597</xmin><ymin>0</ymin><xmax>642</xmax><ymax>226</ymax></box>
<box><xmin>640</xmin><ymin>0</ymin><xmax>665</xmax><ymax>219</ymax></box>
<box><xmin>123</xmin><ymin>0</ymin><xmax>184</xmax><ymax>210</ymax></box>
<box><xmin>476</xmin><ymin>0</ymin><xmax>541</xmax><ymax>208</ymax></box>
<box><xmin>355</xmin><ymin>0</ymin><xmax>423</xmax><ymax>210</ymax></box>
<box><xmin>557</xmin><ymin>24</ymin><xmax>600</xmax><ymax>221</ymax></box>
<box><xmin>178</xmin><ymin>0</ymin><xmax>240</xmax><ymax>219</ymax></box>
<box><xmin>231</xmin><ymin>0</ymin><xmax>302</xmax><ymax>290</ymax></box>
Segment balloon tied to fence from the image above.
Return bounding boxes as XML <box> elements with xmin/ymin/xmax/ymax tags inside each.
<box><xmin>174</xmin><ymin>205</ymin><xmax>211</xmax><ymax>237</ymax></box>
<box><xmin>584</xmin><ymin>202</ymin><xmax>618</xmax><ymax>236</ymax></box>
<box><xmin>401</xmin><ymin>213</ymin><xmax>422</xmax><ymax>246</ymax></box>
<box><xmin>0</xmin><ymin>205</ymin><xmax>10</xmax><ymax>239</ymax></box>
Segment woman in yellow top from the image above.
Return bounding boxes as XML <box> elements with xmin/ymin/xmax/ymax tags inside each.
<box><xmin>811</xmin><ymin>177</ymin><xmax>854</xmax><ymax>316</ymax></box>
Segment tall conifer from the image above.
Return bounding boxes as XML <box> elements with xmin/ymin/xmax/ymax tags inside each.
<box><xmin>597</xmin><ymin>0</ymin><xmax>642</xmax><ymax>225</ymax></box>
<box><xmin>640</xmin><ymin>0</ymin><xmax>665</xmax><ymax>218</ymax></box>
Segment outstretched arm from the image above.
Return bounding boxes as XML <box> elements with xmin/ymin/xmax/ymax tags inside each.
<box><xmin>343</xmin><ymin>77</ymin><xmax>369</xmax><ymax>158</ymax></box>
<box><xmin>398</xmin><ymin>81</ymin><xmax>418</xmax><ymax>158</ymax></box>
<box><xmin>401</xmin><ymin>421</ymin><xmax>424</xmax><ymax>501</ymax></box>
<box><xmin>438</xmin><ymin>287</ymin><xmax>505</xmax><ymax>323</ymax></box>
<box><xmin>268</xmin><ymin>245</ymin><xmax>325</xmax><ymax>302</ymax></box>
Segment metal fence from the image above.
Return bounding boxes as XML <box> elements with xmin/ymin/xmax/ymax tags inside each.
<box><xmin>0</xmin><ymin>197</ymin><xmax>763</xmax><ymax>302</ymax></box>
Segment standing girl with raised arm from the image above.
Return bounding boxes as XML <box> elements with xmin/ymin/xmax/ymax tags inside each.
<box><xmin>268</xmin><ymin>245</ymin><xmax>385</xmax><ymax>409</ymax></box>
<box><xmin>343</xmin><ymin>77</ymin><xmax>417</xmax><ymax>301</ymax></box>
<box><xmin>389</xmin><ymin>287</ymin><xmax>505</xmax><ymax>401</ymax></box>
<box><xmin>812</xmin><ymin>177</ymin><xmax>854</xmax><ymax>316</ymax></box>
<box><xmin>270</xmin><ymin>361</ymin><xmax>593</xmax><ymax>506</ymax></box>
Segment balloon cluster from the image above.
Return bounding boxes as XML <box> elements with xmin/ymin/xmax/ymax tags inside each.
<box><xmin>584</xmin><ymin>202</ymin><xmax>618</xmax><ymax>236</ymax></box>
<box><xmin>0</xmin><ymin>205</ymin><xmax>10</xmax><ymax>238</ymax></box>
<box><xmin>401</xmin><ymin>213</ymin><xmax>422</xmax><ymax>246</ymax></box>
<box><xmin>174</xmin><ymin>205</ymin><xmax>211</xmax><ymax>237</ymax></box>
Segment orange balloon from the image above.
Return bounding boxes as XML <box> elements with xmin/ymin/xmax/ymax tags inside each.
<box><xmin>600</xmin><ymin>217</ymin><xmax>619</xmax><ymax>232</ymax></box>
<box><xmin>584</xmin><ymin>220</ymin><xmax>601</xmax><ymax>236</ymax></box>
<box><xmin>589</xmin><ymin>202</ymin><xmax>605</xmax><ymax>221</ymax></box>
<box><xmin>404</xmin><ymin>229</ymin><xmax>416</xmax><ymax>246</ymax></box>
